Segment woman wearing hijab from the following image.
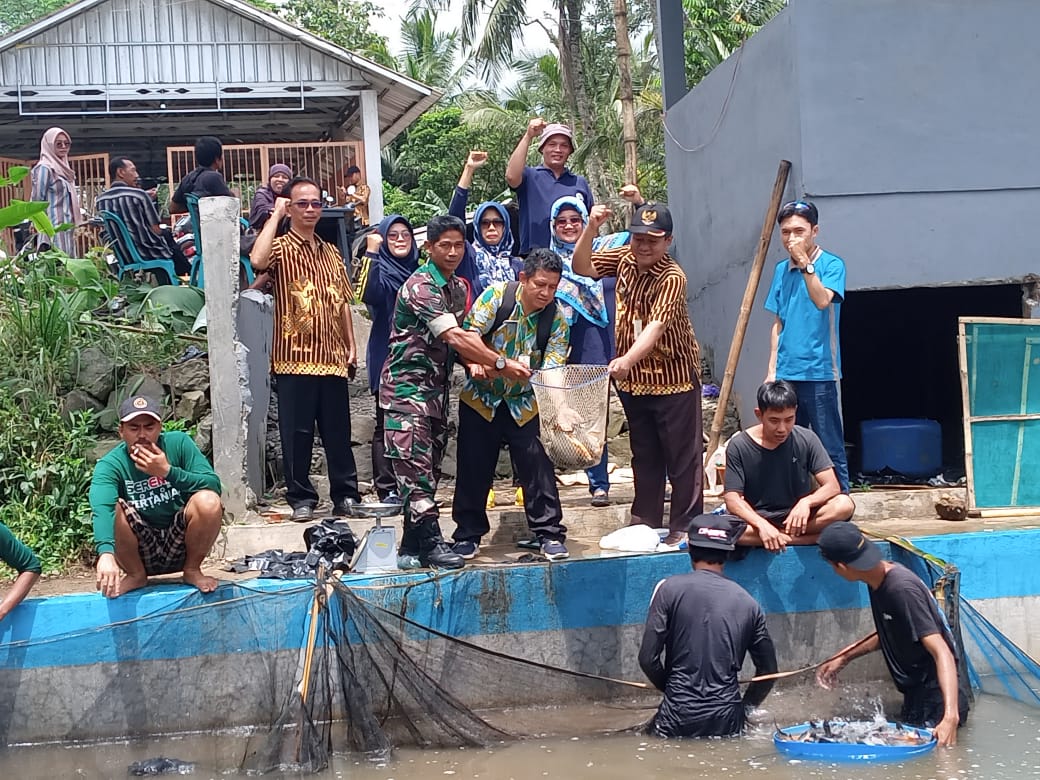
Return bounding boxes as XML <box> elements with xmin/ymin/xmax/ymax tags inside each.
<box><xmin>449</xmin><ymin>151</ymin><xmax>521</xmax><ymax>296</ymax></box>
<box><xmin>248</xmin><ymin>163</ymin><xmax>293</xmax><ymax>231</ymax></box>
<box><xmin>549</xmin><ymin>191</ymin><xmax>642</xmax><ymax>507</ymax></box>
<box><xmin>357</xmin><ymin>215</ymin><xmax>421</xmax><ymax>502</ymax></box>
<box><xmin>30</xmin><ymin>127</ymin><xmax>83</xmax><ymax>255</ymax></box>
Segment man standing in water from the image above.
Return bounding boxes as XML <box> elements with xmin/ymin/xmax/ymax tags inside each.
<box><xmin>639</xmin><ymin>514</ymin><xmax>778</xmax><ymax>737</ymax></box>
<box><xmin>816</xmin><ymin>521</ymin><xmax>969</xmax><ymax>746</ymax></box>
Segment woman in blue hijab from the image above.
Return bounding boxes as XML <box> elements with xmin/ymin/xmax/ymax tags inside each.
<box><xmin>548</xmin><ymin>193</ymin><xmax>639</xmax><ymax>506</ymax></box>
<box><xmin>450</xmin><ymin>151</ymin><xmax>521</xmax><ymax>296</ymax></box>
<box><xmin>357</xmin><ymin>214</ymin><xmax>420</xmax><ymax>502</ymax></box>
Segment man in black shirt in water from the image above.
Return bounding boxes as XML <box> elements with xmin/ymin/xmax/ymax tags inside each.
<box><xmin>816</xmin><ymin>521</ymin><xmax>970</xmax><ymax>746</ymax></box>
<box><xmin>638</xmin><ymin>514</ymin><xmax>778</xmax><ymax>737</ymax></box>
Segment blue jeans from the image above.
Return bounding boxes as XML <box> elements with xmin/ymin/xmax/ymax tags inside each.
<box><xmin>789</xmin><ymin>380</ymin><xmax>850</xmax><ymax>492</ymax></box>
<box><xmin>587</xmin><ymin>445</ymin><xmax>609</xmax><ymax>494</ymax></box>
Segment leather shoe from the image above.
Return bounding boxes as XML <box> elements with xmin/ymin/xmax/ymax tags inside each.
<box><xmin>291</xmin><ymin>505</ymin><xmax>313</xmax><ymax>523</ymax></box>
<box><xmin>332</xmin><ymin>498</ymin><xmax>359</xmax><ymax>517</ymax></box>
<box><xmin>420</xmin><ymin>542</ymin><xmax>465</xmax><ymax>569</ymax></box>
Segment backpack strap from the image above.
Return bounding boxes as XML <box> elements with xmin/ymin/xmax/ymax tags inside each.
<box><xmin>533</xmin><ymin>299</ymin><xmax>557</xmax><ymax>370</ymax></box>
<box><xmin>487</xmin><ymin>280</ymin><xmax>520</xmax><ymax>338</ymax></box>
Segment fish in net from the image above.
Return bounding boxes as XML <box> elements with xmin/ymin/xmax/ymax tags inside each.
<box><xmin>529</xmin><ymin>365</ymin><xmax>611</xmax><ymax>470</ymax></box>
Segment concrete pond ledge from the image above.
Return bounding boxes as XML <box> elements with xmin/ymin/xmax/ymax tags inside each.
<box><xmin>0</xmin><ymin>528</ymin><xmax>1036</xmax><ymax>744</ymax></box>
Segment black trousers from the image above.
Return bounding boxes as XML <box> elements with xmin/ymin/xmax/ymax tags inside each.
<box><xmin>162</xmin><ymin>232</ymin><xmax>192</xmax><ymax>276</ymax></box>
<box><xmin>371</xmin><ymin>405</ymin><xmax>398</xmax><ymax>499</ymax></box>
<box><xmin>452</xmin><ymin>402</ymin><xmax>566</xmax><ymax>543</ymax></box>
<box><xmin>618</xmin><ymin>387</ymin><xmax>703</xmax><ymax>534</ymax></box>
<box><xmin>275</xmin><ymin>373</ymin><xmax>360</xmax><ymax>509</ymax></box>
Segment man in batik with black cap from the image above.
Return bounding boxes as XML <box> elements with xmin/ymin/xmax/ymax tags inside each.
<box><xmin>816</xmin><ymin>521</ymin><xmax>970</xmax><ymax>747</ymax></box>
<box><xmin>572</xmin><ymin>202</ymin><xmax>704</xmax><ymax>548</ymax></box>
<box><xmin>638</xmin><ymin>514</ymin><xmax>778</xmax><ymax>738</ymax></box>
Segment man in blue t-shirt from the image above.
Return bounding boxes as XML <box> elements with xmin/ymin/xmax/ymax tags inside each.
<box><xmin>765</xmin><ymin>200</ymin><xmax>849</xmax><ymax>492</ymax></box>
<box><xmin>505</xmin><ymin>118</ymin><xmax>594</xmax><ymax>255</ymax></box>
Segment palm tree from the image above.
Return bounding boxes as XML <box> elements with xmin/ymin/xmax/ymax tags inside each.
<box><xmin>460</xmin><ymin>0</ymin><xmax>610</xmax><ymax>200</ymax></box>
<box><xmin>397</xmin><ymin>6</ymin><xmax>473</xmax><ymax>96</ymax></box>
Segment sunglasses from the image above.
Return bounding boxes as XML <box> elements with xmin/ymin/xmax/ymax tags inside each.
<box><xmin>480</xmin><ymin>218</ymin><xmax>505</xmax><ymax>228</ymax></box>
<box><xmin>387</xmin><ymin>230</ymin><xmax>411</xmax><ymax>241</ymax></box>
<box><xmin>554</xmin><ymin>216</ymin><xmax>583</xmax><ymax>227</ymax></box>
<box><xmin>292</xmin><ymin>200</ymin><xmax>324</xmax><ymax>210</ymax></box>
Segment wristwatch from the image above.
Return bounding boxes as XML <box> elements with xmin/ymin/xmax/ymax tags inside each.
<box><xmin>803</xmin><ymin>263</ymin><xmax>816</xmax><ymax>275</ymax></box>
<box><xmin>495</xmin><ymin>356</ymin><xmax>507</xmax><ymax>370</ymax></box>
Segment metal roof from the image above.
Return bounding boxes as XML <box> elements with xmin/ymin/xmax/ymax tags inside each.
<box><xmin>0</xmin><ymin>0</ymin><xmax>441</xmax><ymax>159</ymax></box>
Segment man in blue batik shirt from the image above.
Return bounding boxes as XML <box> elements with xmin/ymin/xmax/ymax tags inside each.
<box><xmin>765</xmin><ymin>200</ymin><xmax>850</xmax><ymax>492</ymax></box>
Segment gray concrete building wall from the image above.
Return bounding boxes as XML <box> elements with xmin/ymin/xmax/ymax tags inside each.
<box><xmin>665</xmin><ymin>0</ymin><xmax>1040</xmax><ymax>422</ymax></box>
<box><xmin>664</xmin><ymin>8</ymin><xmax>802</xmax><ymax>417</ymax></box>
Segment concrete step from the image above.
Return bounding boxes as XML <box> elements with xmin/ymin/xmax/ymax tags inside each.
<box><xmin>216</xmin><ymin>482</ymin><xmax>968</xmax><ymax>561</ymax></box>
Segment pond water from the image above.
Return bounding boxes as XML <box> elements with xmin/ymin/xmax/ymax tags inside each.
<box><xmin>3</xmin><ymin>692</ymin><xmax>1037</xmax><ymax>779</ymax></box>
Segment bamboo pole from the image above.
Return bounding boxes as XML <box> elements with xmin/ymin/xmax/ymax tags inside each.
<box><xmin>705</xmin><ymin>160</ymin><xmax>791</xmax><ymax>460</ymax></box>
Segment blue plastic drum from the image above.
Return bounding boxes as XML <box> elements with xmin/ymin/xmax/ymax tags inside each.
<box><xmin>774</xmin><ymin>721</ymin><xmax>936</xmax><ymax>762</ymax></box>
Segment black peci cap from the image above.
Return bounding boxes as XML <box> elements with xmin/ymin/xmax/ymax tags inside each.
<box><xmin>629</xmin><ymin>203</ymin><xmax>673</xmax><ymax>237</ymax></box>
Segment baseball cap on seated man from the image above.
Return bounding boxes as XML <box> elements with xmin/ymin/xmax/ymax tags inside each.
<box><xmin>629</xmin><ymin>202</ymin><xmax>673</xmax><ymax>238</ymax></box>
<box><xmin>818</xmin><ymin>521</ymin><xmax>884</xmax><ymax>570</ymax></box>
<box><xmin>687</xmin><ymin>513</ymin><xmax>747</xmax><ymax>551</ymax></box>
<box><xmin>118</xmin><ymin>395</ymin><xmax>162</xmax><ymax>423</ymax></box>
<box><xmin>537</xmin><ymin>123</ymin><xmax>574</xmax><ymax>151</ymax></box>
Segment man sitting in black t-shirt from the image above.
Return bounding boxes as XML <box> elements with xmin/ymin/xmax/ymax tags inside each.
<box><xmin>169</xmin><ymin>135</ymin><xmax>234</xmax><ymax>214</ymax></box>
<box><xmin>724</xmin><ymin>380</ymin><xmax>854</xmax><ymax>552</ymax></box>
<box><xmin>816</xmin><ymin>521</ymin><xmax>970</xmax><ymax>746</ymax></box>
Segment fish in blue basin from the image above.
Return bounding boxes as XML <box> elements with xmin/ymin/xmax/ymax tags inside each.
<box><xmin>776</xmin><ymin>719</ymin><xmax>931</xmax><ymax>746</ymax></box>
<box><xmin>127</xmin><ymin>756</ymin><xmax>195</xmax><ymax>775</ymax></box>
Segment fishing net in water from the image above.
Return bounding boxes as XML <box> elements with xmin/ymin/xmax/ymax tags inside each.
<box><xmin>241</xmin><ymin>573</ymin><xmax>653</xmax><ymax>774</ymax></box>
<box><xmin>888</xmin><ymin>538</ymin><xmax>1040</xmax><ymax>709</ymax></box>
<box><xmin>530</xmin><ymin>364</ymin><xmax>610</xmax><ymax>470</ymax></box>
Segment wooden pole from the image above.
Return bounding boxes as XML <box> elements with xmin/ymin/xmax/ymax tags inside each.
<box><xmin>705</xmin><ymin>160</ymin><xmax>792</xmax><ymax>461</ymax></box>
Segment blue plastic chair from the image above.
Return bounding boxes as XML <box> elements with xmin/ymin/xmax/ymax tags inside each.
<box><xmin>99</xmin><ymin>210</ymin><xmax>180</xmax><ymax>285</ymax></box>
<box><xmin>184</xmin><ymin>193</ymin><xmax>255</xmax><ymax>288</ymax></box>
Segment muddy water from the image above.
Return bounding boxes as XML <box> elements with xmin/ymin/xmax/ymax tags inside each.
<box><xmin>2</xmin><ymin>693</ymin><xmax>1037</xmax><ymax>779</ymax></box>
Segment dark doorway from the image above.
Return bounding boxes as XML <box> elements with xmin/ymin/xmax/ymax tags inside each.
<box><xmin>840</xmin><ymin>283</ymin><xmax>1024</xmax><ymax>478</ymax></box>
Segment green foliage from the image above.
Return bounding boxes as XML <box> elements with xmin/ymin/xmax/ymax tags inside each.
<box><xmin>281</xmin><ymin>0</ymin><xmax>395</xmax><ymax>66</ymax></box>
<box><xmin>682</xmin><ymin>0</ymin><xmax>785</xmax><ymax>85</ymax></box>
<box><xmin>0</xmin><ymin>253</ymin><xmax>112</xmax><ymax>395</ymax></box>
<box><xmin>0</xmin><ymin>0</ymin><xmax>65</xmax><ymax>35</ymax></box>
<box><xmin>163</xmin><ymin>418</ymin><xmax>198</xmax><ymax>439</ymax></box>
<box><xmin>124</xmin><ymin>283</ymin><xmax>206</xmax><ymax>334</ymax></box>
<box><xmin>0</xmin><ymin>391</ymin><xmax>96</xmax><ymax>572</ymax></box>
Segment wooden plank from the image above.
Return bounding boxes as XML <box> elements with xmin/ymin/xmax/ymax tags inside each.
<box><xmin>959</xmin><ymin>316</ymin><xmax>1036</xmax><ymax>326</ymax></box>
<box><xmin>958</xmin><ymin>319</ymin><xmax>976</xmax><ymax>509</ymax></box>
<box><xmin>968</xmin><ymin>413</ymin><xmax>1040</xmax><ymax>423</ymax></box>
<box><xmin>1010</xmin><ymin>342</ymin><xmax>1032</xmax><ymax>505</ymax></box>
<box><xmin>968</xmin><ymin>507</ymin><xmax>1040</xmax><ymax>519</ymax></box>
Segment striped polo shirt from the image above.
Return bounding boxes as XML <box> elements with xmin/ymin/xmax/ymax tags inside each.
<box><xmin>591</xmin><ymin>246</ymin><xmax>701</xmax><ymax>395</ymax></box>
<box><xmin>268</xmin><ymin>229</ymin><xmax>354</xmax><ymax>377</ymax></box>
<box><xmin>96</xmin><ymin>182</ymin><xmax>168</xmax><ymax>259</ymax></box>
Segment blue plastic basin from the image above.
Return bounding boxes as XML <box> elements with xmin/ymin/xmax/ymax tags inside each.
<box><xmin>774</xmin><ymin>721</ymin><xmax>936</xmax><ymax>762</ymax></box>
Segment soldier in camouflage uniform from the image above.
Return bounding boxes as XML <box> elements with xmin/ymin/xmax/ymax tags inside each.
<box><xmin>379</xmin><ymin>215</ymin><xmax>531</xmax><ymax>569</ymax></box>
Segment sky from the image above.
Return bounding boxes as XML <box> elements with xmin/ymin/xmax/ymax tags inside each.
<box><xmin>382</xmin><ymin>0</ymin><xmax>558</xmax><ymax>62</ymax></box>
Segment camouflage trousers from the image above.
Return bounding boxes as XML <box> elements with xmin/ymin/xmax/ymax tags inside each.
<box><xmin>383</xmin><ymin>410</ymin><xmax>448</xmax><ymax>553</ymax></box>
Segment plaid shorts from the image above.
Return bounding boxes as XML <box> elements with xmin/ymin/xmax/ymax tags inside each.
<box><xmin>118</xmin><ymin>498</ymin><xmax>188</xmax><ymax>575</ymax></box>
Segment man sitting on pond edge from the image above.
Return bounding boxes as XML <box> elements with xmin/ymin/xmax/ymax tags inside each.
<box><xmin>89</xmin><ymin>395</ymin><xmax>223</xmax><ymax>597</ymax></box>
<box><xmin>724</xmin><ymin>380</ymin><xmax>854</xmax><ymax>552</ymax></box>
